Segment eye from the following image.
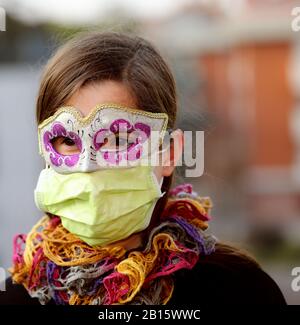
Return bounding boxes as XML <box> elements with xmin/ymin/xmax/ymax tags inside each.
<box><xmin>101</xmin><ymin>132</ymin><xmax>135</xmax><ymax>151</ymax></box>
<box><xmin>116</xmin><ymin>135</ymin><xmax>128</xmax><ymax>147</ymax></box>
<box><xmin>51</xmin><ymin>136</ymin><xmax>81</xmax><ymax>155</ymax></box>
<box><xmin>62</xmin><ymin>137</ymin><xmax>75</xmax><ymax>146</ymax></box>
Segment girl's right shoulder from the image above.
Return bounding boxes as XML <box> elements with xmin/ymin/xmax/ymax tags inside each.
<box><xmin>169</xmin><ymin>242</ymin><xmax>287</xmax><ymax>305</ymax></box>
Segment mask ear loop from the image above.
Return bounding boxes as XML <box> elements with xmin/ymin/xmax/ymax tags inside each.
<box><xmin>159</xmin><ymin>177</ymin><xmax>164</xmax><ymax>187</ymax></box>
<box><xmin>156</xmin><ymin>127</ymin><xmax>173</xmax><ymax>193</ymax></box>
<box><xmin>157</xmin><ymin>127</ymin><xmax>173</xmax><ymax>164</ymax></box>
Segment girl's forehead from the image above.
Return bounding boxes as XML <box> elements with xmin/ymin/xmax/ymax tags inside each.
<box><xmin>64</xmin><ymin>80</ymin><xmax>138</xmax><ymax>118</ymax></box>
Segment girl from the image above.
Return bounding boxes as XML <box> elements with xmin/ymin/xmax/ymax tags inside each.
<box><xmin>0</xmin><ymin>31</ymin><xmax>286</xmax><ymax>305</ymax></box>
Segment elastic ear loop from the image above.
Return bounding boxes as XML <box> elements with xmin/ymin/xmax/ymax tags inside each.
<box><xmin>158</xmin><ymin>127</ymin><xmax>173</xmax><ymax>165</ymax></box>
<box><xmin>149</xmin><ymin>128</ymin><xmax>173</xmax><ymax>195</ymax></box>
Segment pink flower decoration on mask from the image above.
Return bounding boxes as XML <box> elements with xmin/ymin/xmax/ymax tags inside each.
<box><xmin>93</xmin><ymin>119</ymin><xmax>151</xmax><ymax>165</ymax></box>
<box><xmin>43</xmin><ymin>122</ymin><xmax>82</xmax><ymax>167</ymax></box>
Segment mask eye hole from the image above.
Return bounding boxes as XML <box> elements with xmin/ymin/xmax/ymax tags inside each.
<box><xmin>51</xmin><ymin>136</ymin><xmax>81</xmax><ymax>155</ymax></box>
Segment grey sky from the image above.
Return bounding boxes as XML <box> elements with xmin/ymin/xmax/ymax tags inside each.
<box><xmin>0</xmin><ymin>0</ymin><xmax>240</xmax><ymax>25</ymax></box>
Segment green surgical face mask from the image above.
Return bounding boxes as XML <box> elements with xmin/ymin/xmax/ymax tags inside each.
<box><xmin>34</xmin><ymin>165</ymin><xmax>164</xmax><ymax>247</ymax></box>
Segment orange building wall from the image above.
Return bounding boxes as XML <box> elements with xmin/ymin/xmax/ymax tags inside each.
<box><xmin>199</xmin><ymin>42</ymin><xmax>294</xmax><ymax>170</ymax></box>
<box><xmin>251</xmin><ymin>43</ymin><xmax>294</xmax><ymax>167</ymax></box>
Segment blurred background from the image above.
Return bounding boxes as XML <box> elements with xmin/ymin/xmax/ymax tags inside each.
<box><xmin>0</xmin><ymin>0</ymin><xmax>299</xmax><ymax>304</ymax></box>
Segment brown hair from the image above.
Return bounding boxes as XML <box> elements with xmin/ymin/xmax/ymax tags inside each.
<box><xmin>36</xmin><ymin>31</ymin><xmax>177</xmax><ymax>127</ymax></box>
<box><xmin>36</xmin><ymin>30</ymin><xmax>259</xmax><ymax>265</ymax></box>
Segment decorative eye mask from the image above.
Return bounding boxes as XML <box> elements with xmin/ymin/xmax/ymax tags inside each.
<box><xmin>38</xmin><ymin>103</ymin><xmax>168</xmax><ymax>173</ymax></box>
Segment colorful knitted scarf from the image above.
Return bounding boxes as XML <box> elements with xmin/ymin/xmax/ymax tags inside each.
<box><xmin>10</xmin><ymin>184</ymin><xmax>216</xmax><ymax>305</ymax></box>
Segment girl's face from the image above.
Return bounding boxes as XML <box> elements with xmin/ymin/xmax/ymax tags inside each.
<box><xmin>52</xmin><ymin>80</ymin><xmax>183</xmax><ymax>182</ymax></box>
